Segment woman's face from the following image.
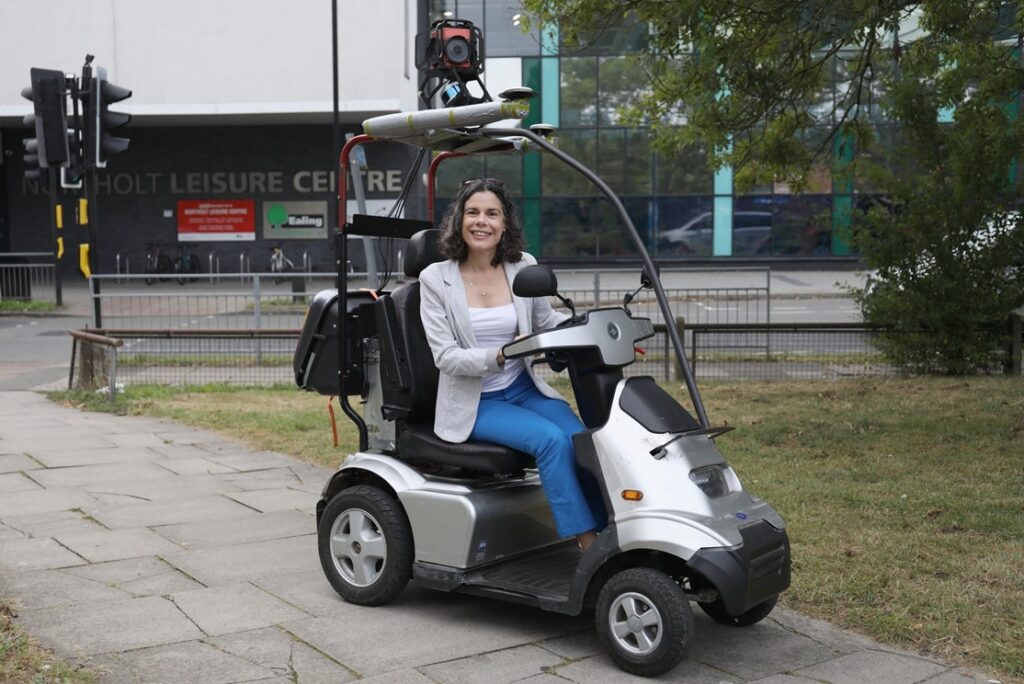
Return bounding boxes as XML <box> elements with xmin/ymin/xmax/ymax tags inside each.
<box><xmin>460</xmin><ymin>190</ymin><xmax>506</xmax><ymax>257</ymax></box>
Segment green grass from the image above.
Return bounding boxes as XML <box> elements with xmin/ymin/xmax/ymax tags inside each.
<box><xmin>0</xmin><ymin>300</ymin><xmax>58</xmax><ymax>314</ymax></box>
<box><xmin>1</xmin><ymin>599</ymin><xmax>96</xmax><ymax>683</ymax></box>
<box><xmin>48</xmin><ymin>376</ymin><xmax>1024</xmax><ymax>681</ymax></box>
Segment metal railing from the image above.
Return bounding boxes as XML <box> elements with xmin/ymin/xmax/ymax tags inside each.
<box><xmin>0</xmin><ymin>252</ymin><xmax>59</xmax><ymax>303</ymax></box>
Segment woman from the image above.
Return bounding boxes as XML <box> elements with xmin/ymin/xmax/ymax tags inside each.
<box><xmin>418</xmin><ymin>178</ymin><xmax>601</xmax><ymax>550</ymax></box>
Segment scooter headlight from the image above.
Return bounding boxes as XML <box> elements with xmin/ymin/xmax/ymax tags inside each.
<box><xmin>689</xmin><ymin>465</ymin><xmax>734</xmax><ymax>498</ymax></box>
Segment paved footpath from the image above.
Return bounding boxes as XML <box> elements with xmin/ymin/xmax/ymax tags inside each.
<box><xmin>0</xmin><ymin>390</ymin><xmax>998</xmax><ymax>684</ymax></box>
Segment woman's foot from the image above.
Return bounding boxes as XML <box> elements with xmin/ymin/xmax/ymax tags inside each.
<box><xmin>576</xmin><ymin>530</ymin><xmax>598</xmax><ymax>552</ymax></box>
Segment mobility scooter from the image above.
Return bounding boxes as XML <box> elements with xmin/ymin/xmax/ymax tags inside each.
<box><xmin>294</xmin><ymin>94</ymin><xmax>790</xmax><ymax>677</ymax></box>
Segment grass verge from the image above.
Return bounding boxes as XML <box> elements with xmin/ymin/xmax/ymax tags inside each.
<box><xmin>48</xmin><ymin>376</ymin><xmax>1024</xmax><ymax>681</ymax></box>
<box><xmin>0</xmin><ymin>301</ymin><xmax>58</xmax><ymax>314</ymax></box>
<box><xmin>1</xmin><ymin>599</ymin><xmax>96</xmax><ymax>683</ymax></box>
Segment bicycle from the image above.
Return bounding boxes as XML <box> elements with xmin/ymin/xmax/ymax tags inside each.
<box><xmin>144</xmin><ymin>243</ymin><xmax>173</xmax><ymax>285</ymax></box>
<box><xmin>268</xmin><ymin>245</ymin><xmax>296</xmax><ymax>284</ymax></box>
<box><xmin>173</xmin><ymin>244</ymin><xmax>201</xmax><ymax>285</ymax></box>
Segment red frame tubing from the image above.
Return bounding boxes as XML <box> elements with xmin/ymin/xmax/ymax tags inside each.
<box><xmin>337</xmin><ymin>134</ymin><xmax>374</xmax><ymax>232</ymax></box>
<box><xmin>427</xmin><ymin>151</ymin><xmax>467</xmax><ymax>221</ymax></box>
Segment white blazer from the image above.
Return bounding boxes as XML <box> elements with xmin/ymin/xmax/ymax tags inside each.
<box><xmin>418</xmin><ymin>253</ymin><xmax>570</xmax><ymax>442</ymax></box>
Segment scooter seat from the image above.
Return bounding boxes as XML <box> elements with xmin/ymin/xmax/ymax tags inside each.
<box><xmin>398</xmin><ymin>421</ymin><xmax>535</xmax><ymax>475</ymax></box>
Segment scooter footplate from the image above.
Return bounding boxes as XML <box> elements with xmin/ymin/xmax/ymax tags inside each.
<box><xmin>468</xmin><ymin>544</ymin><xmax>580</xmax><ymax>600</ymax></box>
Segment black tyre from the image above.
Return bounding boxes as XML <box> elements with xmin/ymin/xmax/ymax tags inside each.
<box><xmin>699</xmin><ymin>595</ymin><xmax>777</xmax><ymax>627</ymax></box>
<box><xmin>317</xmin><ymin>485</ymin><xmax>413</xmax><ymax>606</ymax></box>
<box><xmin>595</xmin><ymin>568</ymin><xmax>694</xmax><ymax>677</ymax></box>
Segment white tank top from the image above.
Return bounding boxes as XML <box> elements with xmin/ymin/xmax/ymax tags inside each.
<box><xmin>469</xmin><ymin>303</ymin><xmax>525</xmax><ymax>392</ymax></box>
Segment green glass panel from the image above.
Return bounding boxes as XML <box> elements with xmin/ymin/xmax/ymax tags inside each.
<box><xmin>523</xmin><ymin>198</ymin><xmax>541</xmax><ymax>254</ymax></box>
<box><xmin>522</xmin><ymin>57</ymin><xmax>541</xmax><ymax>128</ymax></box>
<box><xmin>832</xmin><ymin>194</ymin><xmax>853</xmax><ymax>255</ymax></box>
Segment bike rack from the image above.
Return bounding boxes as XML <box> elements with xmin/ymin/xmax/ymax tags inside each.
<box><xmin>208</xmin><ymin>253</ymin><xmax>221</xmax><ymax>283</ymax></box>
<box><xmin>239</xmin><ymin>252</ymin><xmax>250</xmax><ymax>274</ymax></box>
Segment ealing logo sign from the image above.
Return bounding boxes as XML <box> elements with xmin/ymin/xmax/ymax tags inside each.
<box><xmin>264</xmin><ymin>201</ymin><xmax>328</xmax><ymax>240</ymax></box>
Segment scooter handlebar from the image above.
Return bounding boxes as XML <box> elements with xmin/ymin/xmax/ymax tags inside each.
<box><xmin>503</xmin><ymin>307</ymin><xmax>655</xmax><ymax>367</ymax></box>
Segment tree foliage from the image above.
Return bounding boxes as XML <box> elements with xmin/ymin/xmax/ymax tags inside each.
<box><xmin>523</xmin><ymin>0</ymin><xmax>1024</xmax><ymax>373</ymax></box>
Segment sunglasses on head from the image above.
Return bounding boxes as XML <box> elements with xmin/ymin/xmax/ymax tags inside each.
<box><xmin>460</xmin><ymin>177</ymin><xmax>505</xmax><ymax>188</ymax></box>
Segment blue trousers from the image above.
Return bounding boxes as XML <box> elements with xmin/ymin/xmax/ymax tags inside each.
<box><xmin>471</xmin><ymin>372</ymin><xmax>602</xmax><ymax>538</ymax></box>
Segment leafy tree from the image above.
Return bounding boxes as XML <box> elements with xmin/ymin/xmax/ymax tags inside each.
<box><xmin>523</xmin><ymin>0</ymin><xmax>1024</xmax><ymax>373</ymax></box>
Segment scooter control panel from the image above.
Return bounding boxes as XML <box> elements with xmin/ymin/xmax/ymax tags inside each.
<box><xmin>503</xmin><ymin>307</ymin><xmax>654</xmax><ymax>366</ymax></box>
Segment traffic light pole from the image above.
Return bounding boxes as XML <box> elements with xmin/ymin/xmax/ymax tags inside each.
<box><xmin>46</xmin><ymin>167</ymin><xmax>63</xmax><ymax>307</ymax></box>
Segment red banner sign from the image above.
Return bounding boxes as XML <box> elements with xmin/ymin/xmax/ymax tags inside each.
<box><xmin>177</xmin><ymin>199</ymin><xmax>256</xmax><ymax>241</ymax></box>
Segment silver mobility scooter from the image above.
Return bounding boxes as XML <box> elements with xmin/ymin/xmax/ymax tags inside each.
<box><xmin>294</xmin><ymin>114</ymin><xmax>790</xmax><ymax>677</ymax></box>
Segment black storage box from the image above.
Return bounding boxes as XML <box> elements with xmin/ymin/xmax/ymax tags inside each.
<box><xmin>294</xmin><ymin>289</ymin><xmax>378</xmax><ymax>395</ymax></box>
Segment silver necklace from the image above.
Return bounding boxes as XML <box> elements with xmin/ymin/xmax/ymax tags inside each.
<box><xmin>463</xmin><ymin>268</ymin><xmax>498</xmax><ymax>296</ymax></box>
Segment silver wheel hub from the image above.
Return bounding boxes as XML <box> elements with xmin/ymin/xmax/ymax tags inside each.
<box><xmin>609</xmin><ymin>591</ymin><xmax>664</xmax><ymax>655</ymax></box>
<box><xmin>329</xmin><ymin>507</ymin><xmax>387</xmax><ymax>588</ymax></box>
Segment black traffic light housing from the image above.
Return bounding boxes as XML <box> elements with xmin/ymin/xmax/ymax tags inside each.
<box><xmin>83</xmin><ymin>65</ymin><xmax>131</xmax><ymax>168</ymax></box>
<box><xmin>21</xmin><ymin>67</ymin><xmax>70</xmax><ymax>179</ymax></box>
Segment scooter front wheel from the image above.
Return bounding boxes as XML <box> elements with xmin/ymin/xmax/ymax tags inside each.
<box><xmin>318</xmin><ymin>485</ymin><xmax>413</xmax><ymax>606</ymax></box>
<box><xmin>596</xmin><ymin>568</ymin><xmax>694</xmax><ymax>677</ymax></box>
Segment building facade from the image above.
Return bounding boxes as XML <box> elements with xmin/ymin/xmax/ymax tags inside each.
<box><xmin>0</xmin><ymin>0</ymin><xmax>858</xmax><ymax>282</ymax></box>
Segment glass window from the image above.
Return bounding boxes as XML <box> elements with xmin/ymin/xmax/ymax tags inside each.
<box><xmin>454</xmin><ymin>0</ymin><xmax>483</xmax><ymax>27</ymax></box>
<box><xmin>543</xmin><ymin>130</ymin><xmax>596</xmax><ymax>195</ymax></box>
<box><xmin>563</xmin><ymin>12</ymin><xmax>649</xmax><ymax>56</ymax></box>
<box><xmin>485</xmin><ymin>154</ymin><xmax>523</xmax><ymax>195</ymax></box>
<box><xmin>598</xmin><ymin>57</ymin><xmax>648</xmax><ymax>126</ymax></box>
<box><xmin>770</xmin><ymin>194</ymin><xmax>832</xmax><ymax>255</ymax></box>
<box><xmin>731</xmin><ymin>196</ymin><xmax>774</xmax><ymax>256</ymax></box>
<box><xmin>560</xmin><ymin>57</ymin><xmax>598</xmax><ymax>127</ymax></box>
<box><xmin>484</xmin><ymin>2</ymin><xmax>540</xmax><ymax>57</ymax></box>
<box><xmin>655</xmin><ymin>146</ymin><xmax>713</xmax><ymax>195</ymax></box>
<box><xmin>597</xmin><ymin>129</ymin><xmax>626</xmax><ymax>194</ymax></box>
<box><xmin>540</xmin><ymin>197</ymin><xmax>647</xmax><ymax>258</ymax></box>
<box><xmin>624</xmin><ymin>130</ymin><xmax>653</xmax><ymax>195</ymax></box>
<box><xmin>655</xmin><ymin>196</ymin><xmax>714</xmax><ymax>257</ymax></box>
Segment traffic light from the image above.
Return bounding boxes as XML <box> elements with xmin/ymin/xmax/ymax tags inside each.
<box><xmin>83</xmin><ymin>66</ymin><xmax>131</xmax><ymax>168</ymax></box>
<box><xmin>20</xmin><ymin>67</ymin><xmax>70</xmax><ymax>179</ymax></box>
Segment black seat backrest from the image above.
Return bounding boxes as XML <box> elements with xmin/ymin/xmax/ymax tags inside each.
<box><xmin>376</xmin><ymin>229</ymin><xmax>444</xmax><ymax>421</ymax></box>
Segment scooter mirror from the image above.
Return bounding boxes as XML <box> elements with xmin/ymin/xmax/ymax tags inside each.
<box><xmin>513</xmin><ymin>264</ymin><xmax>559</xmax><ymax>298</ymax></box>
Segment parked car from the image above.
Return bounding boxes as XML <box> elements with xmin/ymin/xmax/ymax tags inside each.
<box><xmin>658</xmin><ymin>211</ymin><xmax>772</xmax><ymax>255</ymax></box>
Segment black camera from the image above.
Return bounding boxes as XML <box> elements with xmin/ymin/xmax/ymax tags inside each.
<box><xmin>415</xmin><ymin>19</ymin><xmax>485</xmax><ymax>76</ymax></box>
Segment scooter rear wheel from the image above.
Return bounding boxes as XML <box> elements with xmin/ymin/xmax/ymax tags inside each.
<box><xmin>699</xmin><ymin>595</ymin><xmax>777</xmax><ymax>627</ymax></box>
<box><xmin>596</xmin><ymin>568</ymin><xmax>694</xmax><ymax>677</ymax></box>
<box><xmin>318</xmin><ymin>485</ymin><xmax>413</xmax><ymax>606</ymax></box>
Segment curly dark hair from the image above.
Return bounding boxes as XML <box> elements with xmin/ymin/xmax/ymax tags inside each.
<box><xmin>438</xmin><ymin>178</ymin><xmax>524</xmax><ymax>266</ymax></box>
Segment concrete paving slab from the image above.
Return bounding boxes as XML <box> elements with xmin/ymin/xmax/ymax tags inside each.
<box><xmin>160</xmin><ymin>534</ymin><xmax>319</xmax><ymax>585</ymax></box>
<box><xmin>281</xmin><ymin>588</ymin><xmax>584</xmax><ymax>677</ymax></box>
<box><xmin>0</xmin><ymin>453</ymin><xmax>42</xmax><ymax>473</ymax></box>
<box><xmin>105</xmin><ymin>432</ymin><xmax>179</xmax><ymax>448</ymax></box>
<box><xmin>153</xmin><ymin>457</ymin><xmax>239</xmax><ymax>476</ymax></box>
<box><xmin>356</xmin><ymin>669</ymin><xmax>436</xmax><ymax>684</ymax></box>
<box><xmin>152</xmin><ymin>429</ymin><xmax>229</xmax><ymax>445</ymax></box>
<box><xmin>554</xmin><ymin>654</ymin><xmax>729</xmax><ymax>683</ymax></box>
<box><xmin>0</xmin><ymin>568</ymin><xmax>128</xmax><ymax>609</ymax></box>
<box><xmin>81</xmin><ymin>475</ymin><xmax>245</xmax><ymax>503</ymax></box>
<box><xmin>746</xmin><ymin>676</ymin><xmax>821</xmax><ymax>684</ymax></box>
<box><xmin>207</xmin><ymin>450</ymin><xmax>300</xmax><ymax>471</ymax></box>
<box><xmin>688</xmin><ymin>614</ymin><xmax>840</xmax><ymax>680</ymax></box>
<box><xmin>0</xmin><ymin>508</ymin><xmax>108</xmax><ymax>538</ymax></box>
<box><xmin>55</xmin><ymin>527</ymin><xmax>183</xmax><ymax>563</ymax></box>
<box><xmin>0</xmin><ymin>471</ymin><xmax>43</xmax><ymax>494</ymax></box>
<box><xmin>210</xmin><ymin>625</ymin><xmax>358</xmax><ymax>683</ymax></box>
<box><xmin>169</xmin><ymin>582</ymin><xmax>309</xmax><ymax>636</ymax></box>
<box><xmin>82</xmin><ymin>494</ymin><xmax>259</xmax><ymax>529</ymax></box>
<box><xmin>213</xmin><ymin>468</ymin><xmax>306</xmax><ymax>492</ymax></box>
<box><xmin>535</xmin><ymin>630</ymin><xmax>604</xmax><ymax>660</ymax></box>
<box><xmin>116</xmin><ymin>640</ymin><xmax>275</xmax><ymax>684</ymax></box>
<box><xmin>62</xmin><ymin>556</ymin><xmax>206</xmax><ymax>596</ymax></box>
<box><xmin>418</xmin><ymin>643</ymin><xmax>564</xmax><ymax>684</ymax></box>
<box><xmin>251</xmin><ymin>570</ymin><xmax>357</xmax><ymax>619</ymax></box>
<box><xmin>26</xmin><ymin>445</ymin><xmax>163</xmax><ymax>468</ymax></box>
<box><xmin>0</xmin><ymin>522</ymin><xmax>26</xmax><ymax>541</ymax></box>
<box><xmin>0</xmin><ymin>537</ymin><xmax>87</xmax><ymax>571</ymax></box>
<box><xmin>3</xmin><ymin>433</ymin><xmax>117</xmax><ymax>452</ymax></box>
<box><xmin>920</xmin><ymin>669</ymin><xmax>999</xmax><ymax>683</ymax></box>
<box><xmin>771</xmin><ymin>606</ymin><xmax>880</xmax><ymax>654</ymax></box>
<box><xmin>226</xmin><ymin>487</ymin><xmax>318</xmax><ymax>514</ymax></box>
<box><xmin>74</xmin><ymin>654</ymin><xmax>144</xmax><ymax>683</ymax></box>
<box><xmin>152</xmin><ymin>509</ymin><xmax>313</xmax><ymax>550</ymax></box>
<box><xmin>28</xmin><ymin>461</ymin><xmax>177</xmax><ymax>489</ymax></box>
<box><xmin>793</xmin><ymin>650</ymin><xmax>950</xmax><ymax>683</ymax></box>
<box><xmin>17</xmin><ymin>595</ymin><xmax>204</xmax><ymax>657</ymax></box>
<box><xmin>0</xmin><ymin>486</ymin><xmax>97</xmax><ymax>517</ymax></box>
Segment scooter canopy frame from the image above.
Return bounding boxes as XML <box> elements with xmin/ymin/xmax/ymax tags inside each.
<box><xmin>333</xmin><ymin>115</ymin><xmax>710</xmax><ymax>452</ymax></box>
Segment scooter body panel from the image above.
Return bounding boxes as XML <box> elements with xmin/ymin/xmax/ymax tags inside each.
<box><xmin>332</xmin><ymin>452</ymin><xmax>561</xmax><ymax>568</ymax></box>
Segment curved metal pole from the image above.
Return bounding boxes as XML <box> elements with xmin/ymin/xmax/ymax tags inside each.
<box><xmin>480</xmin><ymin>127</ymin><xmax>710</xmax><ymax>428</ymax></box>
<box><xmin>427</xmin><ymin>151</ymin><xmax>467</xmax><ymax>220</ymax></box>
<box><xmin>336</xmin><ymin>133</ymin><xmax>375</xmax><ymax>451</ymax></box>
